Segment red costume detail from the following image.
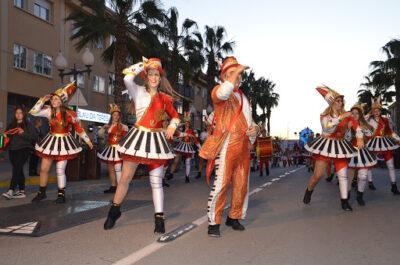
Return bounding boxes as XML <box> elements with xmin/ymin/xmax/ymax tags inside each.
<box><xmin>136</xmin><ymin>93</ymin><xmax>179</xmax><ymax>130</ymax></box>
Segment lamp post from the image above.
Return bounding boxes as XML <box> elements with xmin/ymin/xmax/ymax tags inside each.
<box><xmin>54</xmin><ymin>47</ymin><xmax>94</xmax><ymax>83</ymax></box>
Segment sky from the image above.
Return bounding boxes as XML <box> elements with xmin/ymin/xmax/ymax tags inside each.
<box><xmin>167</xmin><ymin>0</ymin><xmax>400</xmax><ymax>138</ymax></box>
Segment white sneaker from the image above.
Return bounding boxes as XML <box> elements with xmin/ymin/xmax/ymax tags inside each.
<box><xmin>2</xmin><ymin>190</ymin><xmax>14</xmax><ymax>200</ymax></box>
<box><xmin>13</xmin><ymin>191</ymin><xmax>26</xmax><ymax>199</ymax></box>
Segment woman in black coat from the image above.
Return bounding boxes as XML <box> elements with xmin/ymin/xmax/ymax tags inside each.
<box><xmin>2</xmin><ymin>106</ymin><xmax>37</xmax><ymax>199</ymax></box>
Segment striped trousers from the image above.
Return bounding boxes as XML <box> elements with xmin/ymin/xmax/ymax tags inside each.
<box><xmin>207</xmin><ymin>134</ymin><xmax>250</xmax><ymax>225</ymax></box>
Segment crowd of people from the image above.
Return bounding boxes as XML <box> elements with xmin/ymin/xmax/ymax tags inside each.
<box><xmin>1</xmin><ymin>56</ymin><xmax>399</xmax><ymax>239</ymax></box>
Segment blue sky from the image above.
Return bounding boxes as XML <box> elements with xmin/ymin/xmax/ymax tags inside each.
<box><xmin>168</xmin><ymin>0</ymin><xmax>400</xmax><ymax>138</ymax></box>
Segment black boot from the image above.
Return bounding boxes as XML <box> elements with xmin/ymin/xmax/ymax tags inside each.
<box><xmin>165</xmin><ymin>172</ymin><xmax>174</xmax><ymax>180</ymax></box>
<box><xmin>162</xmin><ymin>179</ymin><xmax>170</xmax><ymax>188</ymax></box>
<box><xmin>356</xmin><ymin>191</ymin><xmax>365</xmax><ymax>206</ymax></box>
<box><xmin>368</xmin><ymin>181</ymin><xmax>377</xmax><ymax>190</ymax></box>
<box><xmin>259</xmin><ymin>172</ymin><xmax>263</xmax><ymax>177</ymax></box>
<box><xmin>54</xmin><ymin>188</ymin><xmax>66</xmax><ymax>204</ymax></box>
<box><xmin>103</xmin><ymin>186</ymin><xmax>117</xmax><ymax>194</ymax></box>
<box><xmin>348</xmin><ymin>191</ymin><xmax>351</xmax><ymax>200</ymax></box>
<box><xmin>104</xmin><ymin>204</ymin><xmax>121</xmax><ymax>230</ymax></box>
<box><xmin>195</xmin><ymin>172</ymin><xmax>201</xmax><ymax>179</ymax></box>
<box><xmin>266</xmin><ymin>170</ymin><xmax>270</xmax><ymax>176</ymax></box>
<box><xmin>303</xmin><ymin>188</ymin><xmax>313</xmax><ymax>204</ymax></box>
<box><xmin>225</xmin><ymin>216</ymin><xmax>245</xmax><ymax>231</ymax></box>
<box><xmin>391</xmin><ymin>182</ymin><xmax>400</xmax><ymax>195</ymax></box>
<box><xmin>154</xmin><ymin>213</ymin><xmax>165</xmax><ymax>234</ymax></box>
<box><xmin>185</xmin><ymin>176</ymin><xmax>190</xmax><ymax>183</ymax></box>
<box><xmin>341</xmin><ymin>199</ymin><xmax>353</xmax><ymax>211</ymax></box>
<box><xmin>31</xmin><ymin>186</ymin><xmax>47</xmax><ymax>203</ymax></box>
<box><xmin>207</xmin><ymin>224</ymin><xmax>220</xmax><ymax>237</ymax></box>
<box><xmin>326</xmin><ymin>174</ymin><xmax>334</xmax><ymax>182</ymax></box>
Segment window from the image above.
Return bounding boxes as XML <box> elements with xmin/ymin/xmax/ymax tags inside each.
<box><xmin>94</xmin><ymin>38</ymin><xmax>104</xmax><ymax>49</ymax></box>
<box><xmin>70</xmin><ymin>74</ymin><xmax>85</xmax><ymax>88</ymax></box>
<box><xmin>13</xmin><ymin>44</ymin><xmax>27</xmax><ymax>69</ymax></box>
<box><xmin>14</xmin><ymin>0</ymin><xmax>24</xmax><ymax>8</ymax></box>
<box><xmin>105</xmin><ymin>0</ymin><xmax>116</xmax><ymax>11</ymax></box>
<box><xmin>109</xmin><ymin>35</ymin><xmax>116</xmax><ymax>47</ymax></box>
<box><xmin>71</xmin><ymin>26</ymin><xmax>80</xmax><ymax>37</ymax></box>
<box><xmin>33</xmin><ymin>52</ymin><xmax>52</xmax><ymax>76</ymax></box>
<box><xmin>108</xmin><ymin>73</ymin><xmax>115</xmax><ymax>95</ymax></box>
<box><xmin>34</xmin><ymin>0</ymin><xmax>50</xmax><ymax>22</ymax></box>
<box><xmin>93</xmin><ymin>75</ymin><xmax>105</xmax><ymax>93</ymax></box>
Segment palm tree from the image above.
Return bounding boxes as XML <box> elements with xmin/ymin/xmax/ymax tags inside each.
<box><xmin>358</xmin><ymin>76</ymin><xmax>395</xmax><ymax>115</ymax></box>
<box><xmin>367</xmin><ymin>39</ymin><xmax>400</xmax><ymax>126</ymax></box>
<box><xmin>257</xmin><ymin>79</ymin><xmax>279</xmax><ymax>133</ymax></box>
<box><xmin>241</xmin><ymin>71</ymin><xmax>259</xmax><ymax>120</ymax></box>
<box><xmin>66</xmin><ymin>0</ymin><xmax>164</xmax><ymax>108</ymax></box>
<box><xmin>203</xmin><ymin>25</ymin><xmax>235</xmax><ymax>89</ymax></box>
<box><xmin>158</xmin><ymin>7</ymin><xmax>204</xmax><ymax>89</ymax></box>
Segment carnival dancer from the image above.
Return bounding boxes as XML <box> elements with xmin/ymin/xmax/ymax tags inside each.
<box><xmin>98</xmin><ymin>104</ymin><xmax>129</xmax><ymax>193</ymax></box>
<box><xmin>200</xmin><ymin>57</ymin><xmax>259</xmax><ymax>237</ymax></box>
<box><xmin>303</xmin><ymin>85</ymin><xmax>363</xmax><ymax>211</ymax></box>
<box><xmin>347</xmin><ymin>103</ymin><xmax>377</xmax><ymax>206</ymax></box>
<box><xmin>366</xmin><ymin>98</ymin><xmax>400</xmax><ymax>194</ymax></box>
<box><xmin>256</xmin><ymin>128</ymin><xmax>272</xmax><ymax>177</ymax></box>
<box><xmin>103</xmin><ymin>58</ymin><xmax>180</xmax><ymax>233</ymax></box>
<box><xmin>170</xmin><ymin>112</ymin><xmax>201</xmax><ymax>183</ymax></box>
<box><xmin>29</xmin><ymin>82</ymin><xmax>93</xmax><ymax>203</ymax></box>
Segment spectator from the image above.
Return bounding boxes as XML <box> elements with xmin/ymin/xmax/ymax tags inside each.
<box><xmin>2</xmin><ymin>107</ymin><xmax>37</xmax><ymax>199</ymax></box>
<box><xmin>29</xmin><ymin>118</ymin><xmax>43</xmax><ymax>176</ymax></box>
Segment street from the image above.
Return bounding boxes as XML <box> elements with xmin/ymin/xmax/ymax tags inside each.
<box><xmin>1</xmin><ymin>165</ymin><xmax>400</xmax><ymax>265</ymax></box>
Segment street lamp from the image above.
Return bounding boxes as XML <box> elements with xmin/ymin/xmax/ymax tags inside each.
<box><xmin>55</xmin><ymin>47</ymin><xmax>94</xmax><ymax>83</ymax></box>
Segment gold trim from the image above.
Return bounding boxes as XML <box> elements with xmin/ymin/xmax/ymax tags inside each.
<box><xmin>134</xmin><ymin>125</ymin><xmax>165</xmax><ymax>132</ymax></box>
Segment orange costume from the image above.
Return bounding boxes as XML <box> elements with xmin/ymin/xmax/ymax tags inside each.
<box><xmin>305</xmin><ymin>85</ymin><xmax>362</xmax><ymax>203</ymax></box>
<box><xmin>200</xmin><ymin>57</ymin><xmax>257</xmax><ymax>226</ymax></box>
<box><xmin>29</xmin><ymin>82</ymin><xmax>91</xmax><ymax>161</ymax></box>
<box><xmin>29</xmin><ymin>82</ymin><xmax>92</xmax><ymax>201</ymax></box>
<box><xmin>98</xmin><ymin>104</ymin><xmax>129</xmax><ymax>165</ymax></box>
<box><xmin>255</xmin><ymin>136</ymin><xmax>272</xmax><ymax>176</ymax></box>
<box><xmin>366</xmin><ymin>98</ymin><xmax>400</xmax><ymax>194</ymax></box>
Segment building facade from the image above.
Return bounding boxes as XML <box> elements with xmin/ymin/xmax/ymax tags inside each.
<box><xmin>0</xmin><ymin>0</ymin><xmax>115</xmax><ymax>131</ymax></box>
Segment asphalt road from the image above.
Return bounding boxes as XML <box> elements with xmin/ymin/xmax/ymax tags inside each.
<box><xmin>1</xmin><ymin>165</ymin><xmax>400</xmax><ymax>265</ymax></box>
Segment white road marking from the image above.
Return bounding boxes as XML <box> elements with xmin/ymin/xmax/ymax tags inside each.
<box><xmin>113</xmin><ymin>166</ymin><xmax>305</xmax><ymax>265</ymax></box>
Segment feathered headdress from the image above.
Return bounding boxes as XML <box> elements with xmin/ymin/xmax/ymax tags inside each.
<box><xmin>371</xmin><ymin>97</ymin><xmax>382</xmax><ymax>110</ymax></box>
<box><xmin>109</xmin><ymin>103</ymin><xmax>121</xmax><ymax>114</ymax></box>
<box><xmin>52</xmin><ymin>82</ymin><xmax>77</xmax><ymax>103</ymax></box>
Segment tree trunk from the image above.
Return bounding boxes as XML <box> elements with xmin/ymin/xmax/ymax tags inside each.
<box><xmin>395</xmin><ymin>77</ymin><xmax>400</xmax><ymax>133</ymax></box>
<box><xmin>113</xmin><ymin>30</ymin><xmax>129</xmax><ymax>121</ymax></box>
<box><xmin>267</xmin><ymin>109</ymin><xmax>271</xmax><ymax>134</ymax></box>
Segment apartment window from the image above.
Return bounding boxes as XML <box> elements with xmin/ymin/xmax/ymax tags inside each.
<box><xmin>105</xmin><ymin>0</ymin><xmax>116</xmax><ymax>11</ymax></box>
<box><xmin>108</xmin><ymin>73</ymin><xmax>115</xmax><ymax>95</ymax></box>
<box><xmin>93</xmin><ymin>75</ymin><xmax>105</xmax><ymax>93</ymax></box>
<box><xmin>34</xmin><ymin>0</ymin><xmax>51</xmax><ymax>22</ymax></box>
<box><xmin>13</xmin><ymin>44</ymin><xmax>27</xmax><ymax>69</ymax></box>
<box><xmin>109</xmin><ymin>35</ymin><xmax>116</xmax><ymax>46</ymax></box>
<box><xmin>33</xmin><ymin>52</ymin><xmax>52</xmax><ymax>76</ymax></box>
<box><xmin>70</xmin><ymin>74</ymin><xmax>85</xmax><ymax>88</ymax></box>
<box><xmin>14</xmin><ymin>0</ymin><xmax>24</xmax><ymax>8</ymax></box>
<box><xmin>95</xmin><ymin>38</ymin><xmax>104</xmax><ymax>49</ymax></box>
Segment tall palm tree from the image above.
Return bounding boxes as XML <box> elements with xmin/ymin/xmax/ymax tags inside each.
<box><xmin>257</xmin><ymin>79</ymin><xmax>279</xmax><ymax>133</ymax></box>
<box><xmin>367</xmin><ymin>39</ymin><xmax>400</xmax><ymax>127</ymax></box>
<box><xmin>358</xmin><ymin>76</ymin><xmax>395</xmax><ymax>114</ymax></box>
<box><xmin>203</xmin><ymin>26</ymin><xmax>234</xmax><ymax>89</ymax></box>
<box><xmin>158</xmin><ymin>7</ymin><xmax>204</xmax><ymax>88</ymax></box>
<box><xmin>66</xmin><ymin>0</ymin><xmax>164</xmax><ymax>107</ymax></box>
<box><xmin>241</xmin><ymin>71</ymin><xmax>259</xmax><ymax>120</ymax></box>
